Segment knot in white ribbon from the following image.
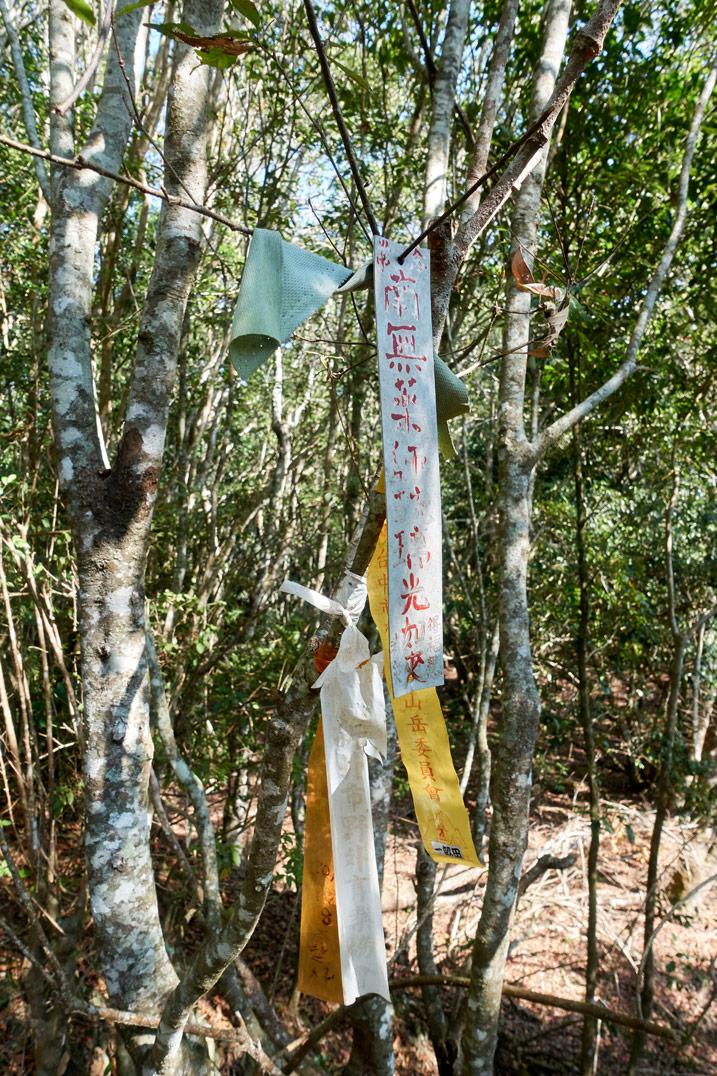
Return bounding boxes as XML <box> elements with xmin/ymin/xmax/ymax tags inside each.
<box><xmin>279</xmin><ymin>574</ymin><xmax>386</xmax><ymax>778</ymax></box>
<box><xmin>280</xmin><ymin>571</ymin><xmax>366</xmax><ymax>627</ymax></box>
<box><xmin>314</xmin><ymin>625</ymin><xmax>386</xmax><ymax>780</ymax></box>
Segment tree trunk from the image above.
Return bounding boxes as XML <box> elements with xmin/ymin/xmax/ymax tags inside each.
<box><xmin>460</xmin><ymin>3</ymin><xmax>573</xmax><ymax>1072</ymax></box>
<box><xmin>47</xmin><ymin>0</ymin><xmax>223</xmax><ymax>1067</ymax></box>
<box><xmin>422</xmin><ymin>0</ymin><xmax>471</xmax><ymax>227</ymax></box>
<box><xmin>569</xmin><ymin>348</ymin><xmax>601</xmax><ymax>1076</ymax></box>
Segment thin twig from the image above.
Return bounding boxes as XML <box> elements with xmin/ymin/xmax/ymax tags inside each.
<box><xmin>397</xmin><ymin>105</ymin><xmax>554</xmax><ymax>262</ymax></box>
<box><xmin>0</xmin><ymin>134</ymin><xmax>253</xmax><ymax>234</ymax></box>
<box><xmin>302</xmin><ymin>0</ymin><xmax>380</xmax><ymax>236</ymax></box>
<box><xmin>405</xmin><ymin>0</ymin><xmax>436</xmax><ymax>79</ymax></box>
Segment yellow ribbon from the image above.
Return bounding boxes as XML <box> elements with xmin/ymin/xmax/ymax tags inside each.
<box><xmin>297</xmin><ymin>719</ymin><xmax>343</xmax><ymax>1003</ymax></box>
<box><xmin>368</xmin><ymin>523</ymin><xmax>482</xmax><ymax>866</ymax></box>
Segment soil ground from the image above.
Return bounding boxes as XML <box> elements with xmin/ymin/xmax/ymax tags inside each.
<box><xmin>2</xmin><ymin>772</ymin><xmax>716</xmax><ymax>1074</ymax></box>
<box><xmin>242</xmin><ymin>780</ymin><xmax>717</xmax><ymax>1076</ymax></box>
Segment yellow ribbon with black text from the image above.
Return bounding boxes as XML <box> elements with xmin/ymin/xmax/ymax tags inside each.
<box><xmin>297</xmin><ymin>718</ymin><xmax>343</xmax><ymax>1003</ymax></box>
<box><xmin>368</xmin><ymin>524</ymin><xmax>481</xmax><ymax>867</ymax></box>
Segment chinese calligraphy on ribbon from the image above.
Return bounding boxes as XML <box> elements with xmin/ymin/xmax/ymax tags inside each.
<box><xmin>374</xmin><ymin>237</ymin><xmax>443</xmax><ymax>698</ymax></box>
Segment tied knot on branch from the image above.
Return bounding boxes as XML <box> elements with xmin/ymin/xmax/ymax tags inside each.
<box><xmin>574</xmin><ymin>30</ymin><xmax>602</xmax><ymax>59</ymax></box>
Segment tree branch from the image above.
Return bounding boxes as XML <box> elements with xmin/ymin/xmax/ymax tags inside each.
<box><xmin>302</xmin><ymin>0</ymin><xmax>380</xmax><ymax>236</ymax></box>
<box><xmin>388</xmin><ymin>976</ymin><xmax>679</xmax><ymax>1042</ymax></box>
<box><xmin>52</xmin><ymin>0</ymin><xmax>114</xmax><ymax>117</ymax></box>
<box><xmin>516</xmin><ymin>852</ymin><xmax>577</xmax><ymax>899</ymax></box>
<box><xmin>534</xmin><ymin>63</ymin><xmax>717</xmax><ymax>460</ymax></box>
<box><xmin>0</xmin><ymin>0</ymin><xmax>51</xmax><ymax>200</ymax></box>
<box><xmin>422</xmin><ymin>0</ymin><xmax>471</xmax><ymax>226</ymax></box>
<box><xmin>0</xmin><ymin>134</ymin><xmax>253</xmax><ymax>233</ymax></box>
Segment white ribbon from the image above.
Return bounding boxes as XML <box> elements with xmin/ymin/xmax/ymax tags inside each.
<box><xmin>280</xmin><ymin>575</ymin><xmax>390</xmax><ymax>1004</ymax></box>
<box><xmin>280</xmin><ymin>571</ymin><xmax>367</xmax><ymax>627</ymax></box>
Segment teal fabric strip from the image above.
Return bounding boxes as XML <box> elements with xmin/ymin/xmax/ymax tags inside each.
<box><xmin>434</xmin><ymin>352</ymin><xmax>470</xmax><ymax>458</ymax></box>
<box><xmin>229</xmin><ymin>229</ymin><xmax>469</xmax><ymax>455</ymax></box>
<box><xmin>229</xmin><ymin>229</ymin><xmax>352</xmax><ymax>380</ymax></box>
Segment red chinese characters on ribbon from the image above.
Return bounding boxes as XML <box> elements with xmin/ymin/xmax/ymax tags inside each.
<box><xmin>374</xmin><ymin>237</ymin><xmax>443</xmax><ymax>698</ymax></box>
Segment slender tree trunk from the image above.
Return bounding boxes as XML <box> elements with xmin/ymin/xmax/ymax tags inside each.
<box><xmin>460</xmin><ymin>0</ymin><xmax>520</xmax><ymax>223</ymax></box>
<box><xmin>422</xmin><ymin>0</ymin><xmax>471</xmax><ymax>227</ymax></box>
<box><xmin>692</xmin><ymin>621</ymin><xmax>707</xmax><ymax>761</ymax></box>
<box><xmin>47</xmin><ymin>0</ymin><xmax>223</xmax><ymax>1068</ymax></box>
<box><xmin>471</xmin><ymin>618</ymin><xmax>500</xmax><ymax>855</ymax></box>
<box><xmin>460</xmin><ymin>4</ymin><xmax>573</xmax><ymax>1072</ymax></box>
<box><xmin>569</xmin><ymin>349</ymin><xmax>601</xmax><ymax>1076</ymax></box>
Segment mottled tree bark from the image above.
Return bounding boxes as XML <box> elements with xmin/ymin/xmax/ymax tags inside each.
<box><xmin>422</xmin><ymin>0</ymin><xmax>471</xmax><ymax>228</ymax></box>
<box><xmin>460</xmin><ymin>3</ymin><xmax>573</xmax><ymax>1071</ymax></box>
<box><xmin>47</xmin><ymin>0</ymin><xmax>223</xmax><ymax>1069</ymax></box>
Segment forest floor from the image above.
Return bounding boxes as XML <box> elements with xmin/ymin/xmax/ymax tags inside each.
<box><xmin>245</xmin><ymin>778</ymin><xmax>717</xmax><ymax>1076</ymax></box>
<box><xmin>2</xmin><ymin>761</ymin><xmax>716</xmax><ymax>1074</ymax></box>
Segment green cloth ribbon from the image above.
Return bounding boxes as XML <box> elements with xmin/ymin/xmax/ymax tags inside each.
<box><xmin>433</xmin><ymin>352</ymin><xmax>469</xmax><ymax>458</ymax></box>
<box><xmin>229</xmin><ymin>229</ymin><xmax>469</xmax><ymax>456</ymax></box>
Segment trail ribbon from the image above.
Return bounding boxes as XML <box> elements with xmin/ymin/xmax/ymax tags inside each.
<box><xmin>297</xmin><ymin>718</ymin><xmax>342</xmax><ymax>1003</ymax></box>
<box><xmin>367</xmin><ymin>524</ymin><xmax>481</xmax><ymax>867</ymax></box>
<box><xmin>229</xmin><ymin>229</ymin><xmax>351</xmax><ymax>380</ymax></box>
<box><xmin>280</xmin><ymin>577</ymin><xmax>390</xmax><ymax>1004</ymax></box>
<box><xmin>228</xmin><ymin>229</ymin><xmax>469</xmax><ymax>454</ymax></box>
<box><xmin>374</xmin><ymin>236</ymin><xmax>443</xmax><ymax>698</ymax></box>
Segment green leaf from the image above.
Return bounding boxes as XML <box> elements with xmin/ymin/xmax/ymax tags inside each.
<box><xmin>197</xmin><ymin>46</ymin><xmax>238</xmax><ymax>69</ymax></box>
<box><xmin>62</xmin><ymin>0</ymin><xmax>95</xmax><ymax>25</ymax></box>
<box><xmin>228</xmin><ymin>0</ymin><xmax>260</xmax><ymax>29</ymax></box>
<box><xmin>332</xmin><ymin>58</ymin><xmax>371</xmax><ymax>94</ymax></box>
<box><xmin>625</xmin><ymin>822</ymin><xmax>635</xmax><ymax>844</ymax></box>
<box><xmin>116</xmin><ymin>0</ymin><xmax>155</xmax><ymax>16</ymax></box>
<box><xmin>148</xmin><ymin>21</ymin><xmax>195</xmax><ymax>38</ymax></box>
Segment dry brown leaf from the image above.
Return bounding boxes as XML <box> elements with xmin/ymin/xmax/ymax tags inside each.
<box><xmin>173</xmin><ymin>30</ymin><xmax>251</xmax><ymax>55</ymax></box>
<box><xmin>522</xmin><ymin>282</ymin><xmax>564</xmax><ymax>302</ymax></box>
<box><xmin>511</xmin><ymin>248</ymin><xmax>535</xmax><ymax>286</ymax></box>
<box><xmin>529</xmin><ymin>304</ymin><xmax>571</xmax><ymax>357</ymax></box>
